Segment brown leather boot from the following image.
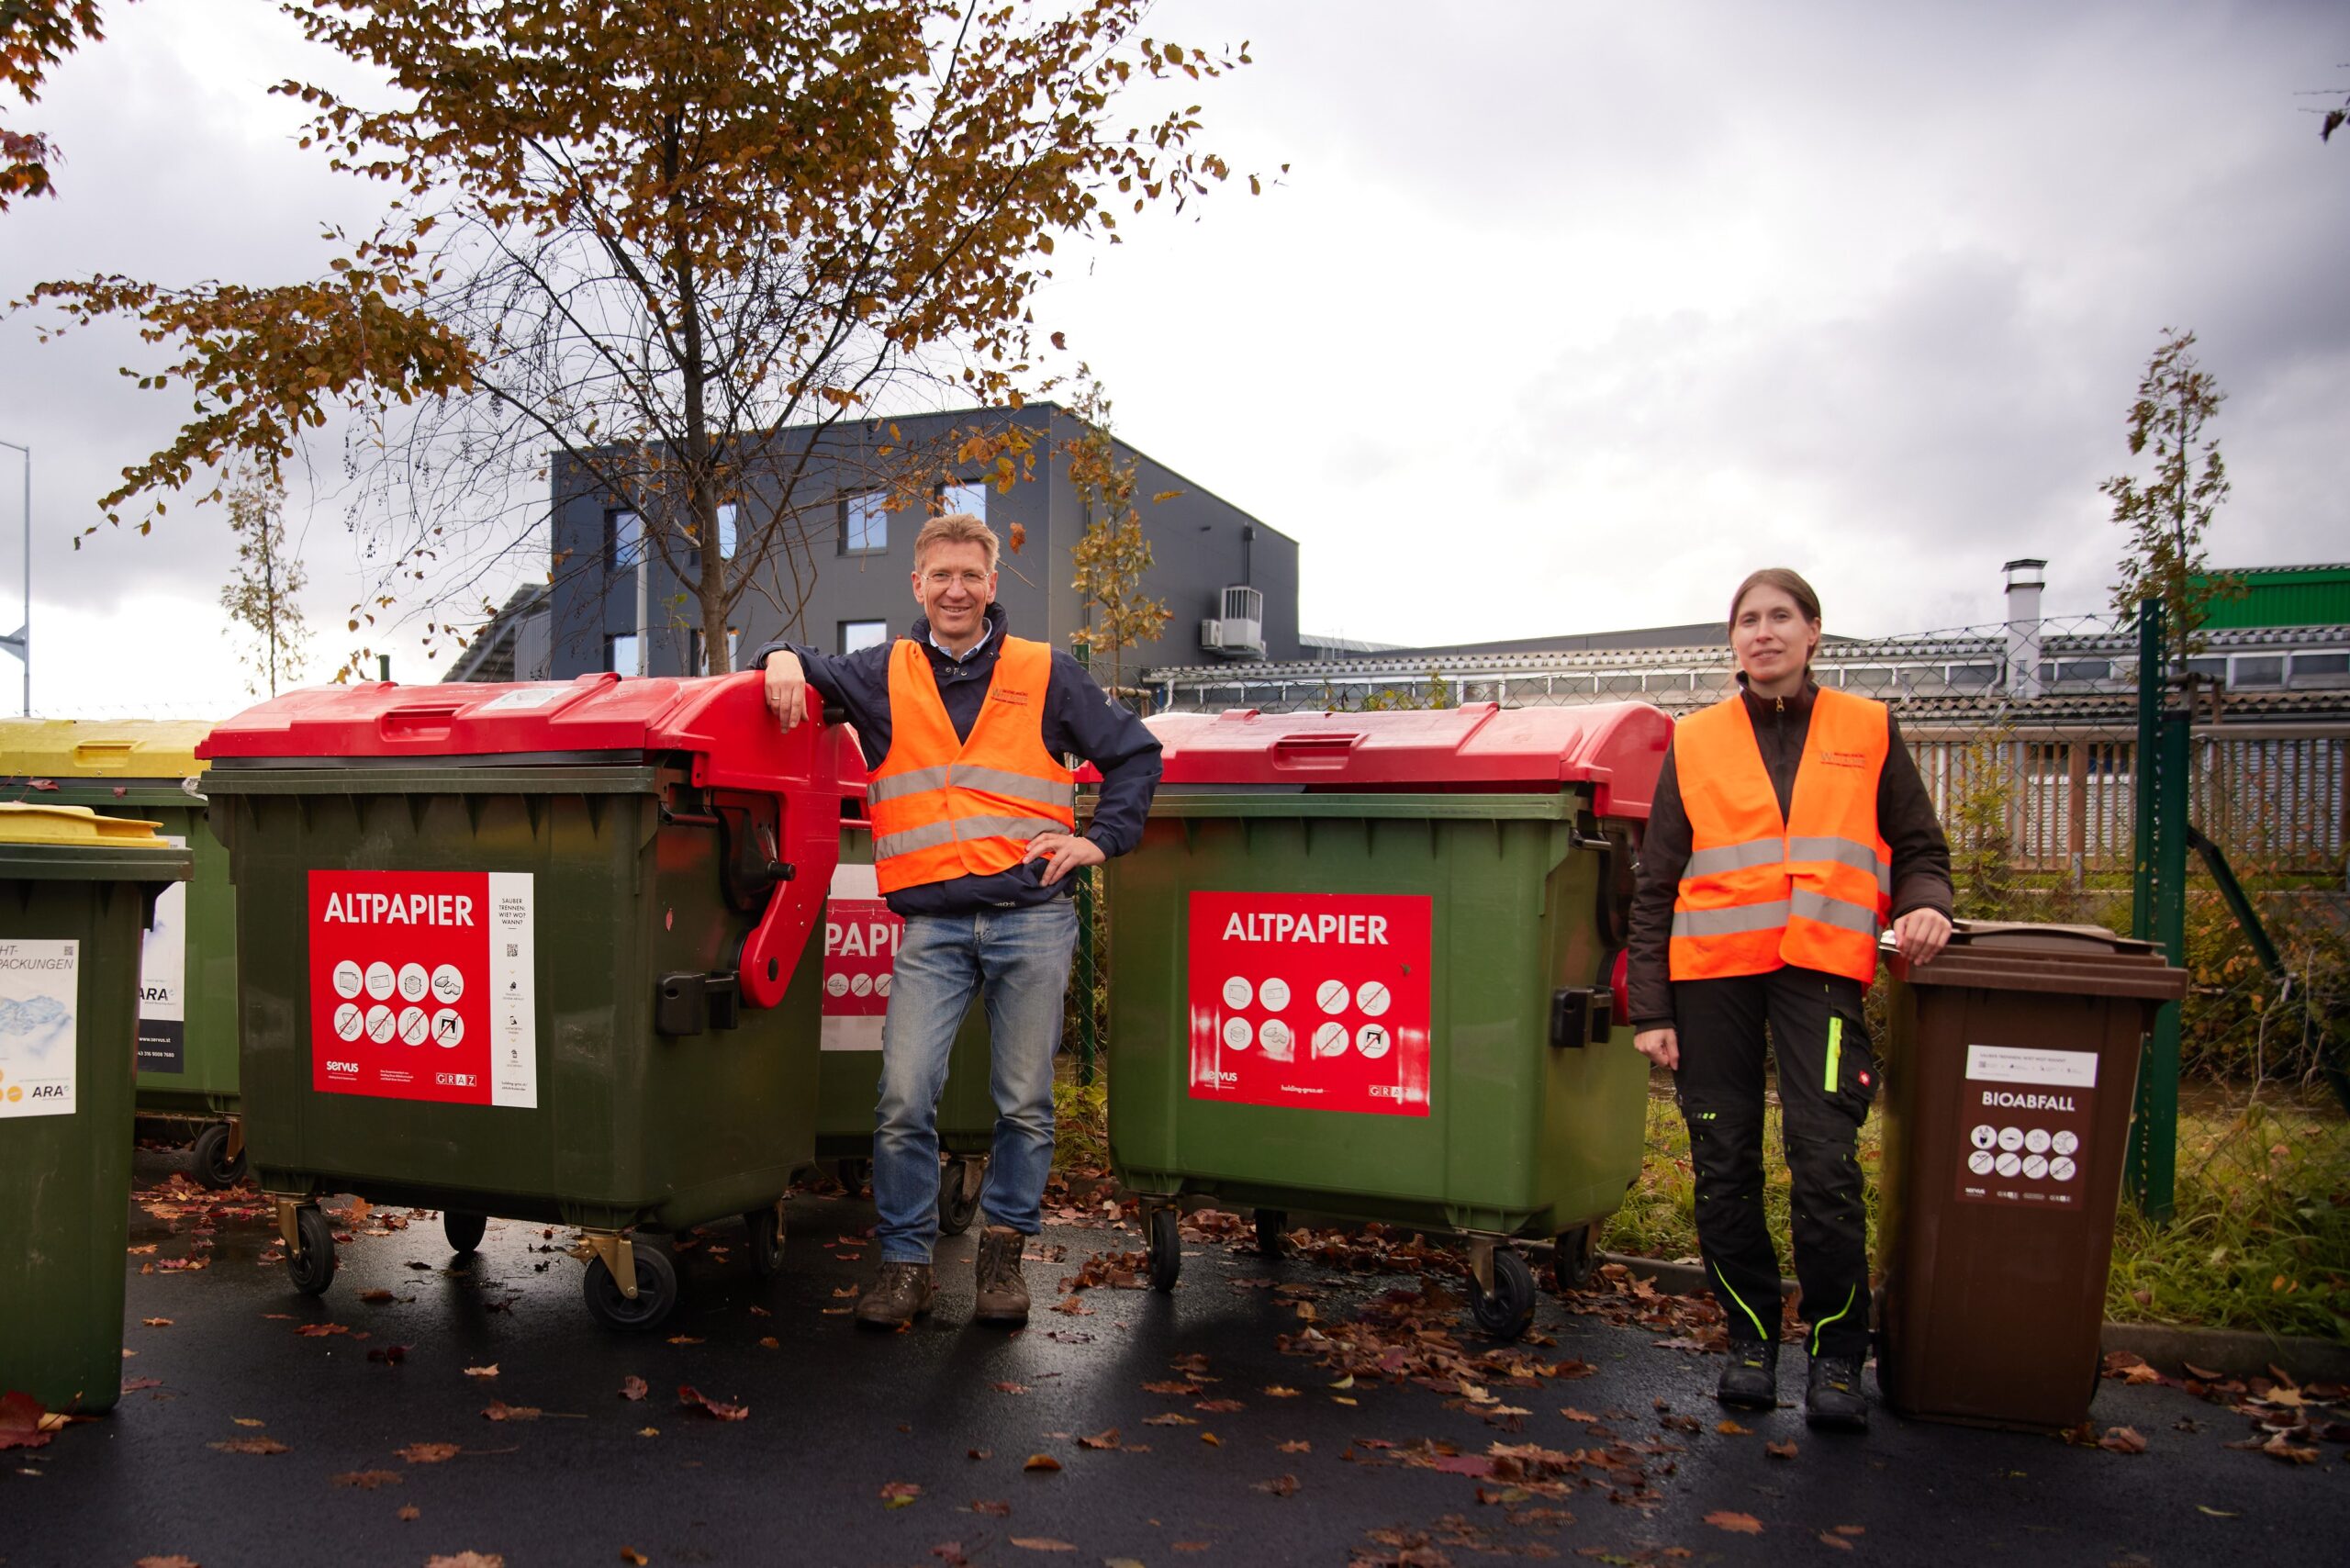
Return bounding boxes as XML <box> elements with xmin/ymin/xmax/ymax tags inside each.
<box><xmin>972</xmin><ymin>1225</ymin><xmax>1030</xmax><ymax>1327</ymax></box>
<box><xmin>854</xmin><ymin>1260</ymin><xmax>934</xmax><ymax>1329</ymax></box>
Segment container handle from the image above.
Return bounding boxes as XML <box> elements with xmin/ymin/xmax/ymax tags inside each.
<box><xmin>70</xmin><ymin>741</ymin><xmax>136</xmax><ymax>770</ymax></box>
<box><xmin>377</xmin><ymin>702</ymin><xmax>464</xmax><ymax>745</ymax></box>
<box><xmin>1269</xmin><ymin>733</ymin><xmax>1362</xmax><ymax>769</ymax></box>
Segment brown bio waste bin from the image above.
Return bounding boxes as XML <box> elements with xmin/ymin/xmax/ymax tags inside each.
<box><xmin>1876</xmin><ymin>922</ymin><xmax>2187</xmax><ymax>1430</ymax></box>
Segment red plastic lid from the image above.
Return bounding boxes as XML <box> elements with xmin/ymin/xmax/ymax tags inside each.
<box><xmin>198</xmin><ymin>672</ymin><xmax>790</xmax><ymax>764</ymax></box>
<box><xmin>1144</xmin><ymin>701</ymin><xmax>1671</xmax><ymax>820</ymax></box>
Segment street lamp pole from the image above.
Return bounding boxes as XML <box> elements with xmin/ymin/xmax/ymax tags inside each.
<box><xmin>0</xmin><ymin>439</ymin><xmax>26</xmax><ymax>716</ymax></box>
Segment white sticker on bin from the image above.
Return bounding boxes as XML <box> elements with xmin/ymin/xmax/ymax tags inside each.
<box><xmin>1963</xmin><ymin>1044</ymin><xmax>2098</xmax><ymax>1089</ymax></box>
<box><xmin>478</xmin><ymin>686</ymin><xmax>569</xmax><ymax>711</ymax></box>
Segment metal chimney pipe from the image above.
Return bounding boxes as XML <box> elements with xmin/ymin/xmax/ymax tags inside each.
<box><xmin>2004</xmin><ymin>558</ymin><xmax>2046</xmax><ymax>700</ymax></box>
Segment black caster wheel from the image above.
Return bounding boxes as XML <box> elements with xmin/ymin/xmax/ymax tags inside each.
<box><xmin>834</xmin><ymin>1157</ymin><xmax>871</xmax><ymax>1193</ymax></box>
<box><xmin>1470</xmin><ymin>1249</ymin><xmax>1537</xmax><ymax>1339</ymax></box>
<box><xmin>191</xmin><ymin>1122</ymin><xmax>246</xmax><ymax>1189</ymax></box>
<box><xmin>443</xmin><ymin>1211</ymin><xmax>488</xmax><ymax>1256</ymax></box>
<box><xmin>1252</xmin><ymin>1208</ymin><xmax>1287</xmax><ymax>1259</ymax></box>
<box><xmin>743</xmin><ymin>1205</ymin><xmax>786</xmax><ymax>1280</ymax></box>
<box><xmin>582</xmin><ymin>1241</ymin><xmax>680</xmax><ymax>1331</ymax></box>
<box><xmin>937</xmin><ymin>1159</ymin><xmax>984</xmax><ymax>1238</ymax></box>
<box><xmin>1550</xmin><ymin>1225</ymin><xmax>1598</xmax><ymax>1294</ymax></box>
<box><xmin>1146</xmin><ymin>1205</ymin><xmax>1181</xmax><ymax>1294</ymax></box>
<box><xmin>286</xmin><ymin>1204</ymin><xmax>336</xmax><ymax>1297</ymax></box>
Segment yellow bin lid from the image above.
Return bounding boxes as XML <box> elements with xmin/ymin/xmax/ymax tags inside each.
<box><xmin>0</xmin><ymin>801</ymin><xmax>173</xmax><ymax>847</ymax></box>
<box><xmin>0</xmin><ymin>719</ymin><xmax>215</xmax><ymax>780</ymax></box>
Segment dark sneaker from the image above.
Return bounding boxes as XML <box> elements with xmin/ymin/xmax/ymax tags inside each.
<box><xmin>854</xmin><ymin>1260</ymin><xmax>934</xmax><ymax>1329</ymax></box>
<box><xmin>1805</xmin><ymin>1354</ymin><xmax>1869</xmax><ymax>1431</ymax></box>
<box><xmin>972</xmin><ymin>1225</ymin><xmax>1031</xmax><ymax>1327</ymax></box>
<box><xmin>1717</xmin><ymin>1340</ymin><xmax>1779</xmax><ymax>1410</ymax></box>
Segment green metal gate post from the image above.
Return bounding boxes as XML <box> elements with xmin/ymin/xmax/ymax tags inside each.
<box><xmin>2126</xmin><ymin>599</ymin><xmax>2185</xmax><ymax>1220</ymax></box>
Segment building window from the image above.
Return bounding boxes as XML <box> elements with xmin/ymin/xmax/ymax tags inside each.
<box><xmin>606</xmin><ymin>633</ymin><xmax>641</xmax><ymax>675</ymax></box>
<box><xmin>607</xmin><ymin>509</ymin><xmax>643</xmax><ymax>571</ymax></box>
<box><xmin>842</xmin><ymin>493</ymin><xmax>888</xmax><ymax>554</ymax></box>
<box><xmin>2231</xmin><ymin>655</ymin><xmax>2284</xmax><ymax>689</ymax></box>
<box><xmin>2056</xmin><ymin>659</ymin><xmax>2112</xmax><ymax>684</ymax></box>
<box><xmin>2185</xmin><ymin>655</ymin><xmax>2227</xmax><ymax>684</ymax></box>
<box><xmin>2289</xmin><ymin>652</ymin><xmax>2349</xmax><ymax>685</ymax></box>
<box><xmin>933</xmin><ymin>480</ymin><xmax>987</xmax><ymax>520</ymax></box>
<box><xmin>688</xmin><ymin>627</ymin><xmax>741</xmax><ymax>675</ymax></box>
<box><xmin>1946</xmin><ymin>663</ymin><xmax>1998</xmax><ymax>689</ymax></box>
<box><xmin>841</xmin><ymin>620</ymin><xmax>889</xmax><ymax>655</ymax></box>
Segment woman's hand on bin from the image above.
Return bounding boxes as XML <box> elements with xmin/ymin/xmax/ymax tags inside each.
<box><xmin>1025</xmin><ymin>830</ymin><xmax>1105</xmax><ymax>886</ymax></box>
<box><xmin>762</xmin><ymin>651</ymin><xmax>810</xmax><ymax>729</ymax></box>
<box><xmin>1632</xmin><ymin>1026</ymin><xmax>1679</xmax><ymax>1070</ymax></box>
<box><xmin>1892</xmin><ymin>907</ymin><xmax>1953</xmax><ymax>966</ymax></box>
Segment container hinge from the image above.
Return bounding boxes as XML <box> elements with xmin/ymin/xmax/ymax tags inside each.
<box><xmin>655</xmin><ymin>970</ymin><xmax>741</xmax><ymax>1037</ymax></box>
<box><xmin>1550</xmin><ymin>987</ymin><xmax>1609</xmax><ymax>1048</ymax></box>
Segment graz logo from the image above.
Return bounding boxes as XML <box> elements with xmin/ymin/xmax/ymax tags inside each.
<box><xmin>989</xmin><ymin>687</ymin><xmax>1033</xmax><ymax>706</ymax></box>
<box><xmin>1816</xmin><ymin>748</ymin><xmax>1870</xmax><ymax>768</ymax></box>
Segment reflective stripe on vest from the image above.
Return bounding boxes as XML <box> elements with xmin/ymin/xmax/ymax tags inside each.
<box><xmin>1667</xmin><ymin>687</ymin><xmax>1895</xmax><ymax>985</ymax></box>
<box><xmin>867</xmin><ymin>636</ymin><xmax>1077</xmax><ymax>895</ymax></box>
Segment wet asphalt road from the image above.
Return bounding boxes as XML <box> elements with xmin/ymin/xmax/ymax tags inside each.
<box><xmin>4</xmin><ymin>1150</ymin><xmax>2344</xmax><ymax>1568</ymax></box>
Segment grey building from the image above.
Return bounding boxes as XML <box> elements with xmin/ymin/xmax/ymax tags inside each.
<box><xmin>506</xmin><ymin>404</ymin><xmax>1297</xmax><ymax>688</ymax></box>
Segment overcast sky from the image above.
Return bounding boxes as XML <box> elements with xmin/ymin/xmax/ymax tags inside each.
<box><xmin>0</xmin><ymin>0</ymin><xmax>2344</xmax><ymax>715</ymax></box>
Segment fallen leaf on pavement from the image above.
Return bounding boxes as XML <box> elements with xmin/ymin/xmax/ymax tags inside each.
<box><xmin>2098</xmin><ymin>1427</ymin><xmax>2148</xmax><ymax>1455</ymax></box>
<box><xmin>1079</xmin><ymin>1428</ymin><xmax>1121</xmax><ymax>1450</ymax></box>
<box><xmin>993</xmin><ymin>1382</ymin><xmax>1030</xmax><ymax>1395</ymax></box>
<box><xmin>481</xmin><ymin>1401</ymin><xmax>540</xmax><ymax>1422</ymax></box>
<box><xmin>397</xmin><ymin>1442</ymin><xmax>462</xmax><ymax>1464</ymax></box>
<box><xmin>1023</xmin><ymin>1453</ymin><xmax>1063</xmax><ymax>1473</ymax></box>
<box><xmin>463</xmin><ymin>1364</ymin><xmax>499</xmax><ymax>1379</ymax></box>
<box><xmin>367</xmin><ymin>1345</ymin><xmax>410</xmax><ymax>1366</ymax></box>
<box><xmin>422</xmin><ymin>1555</ymin><xmax>502</xmax><ymax>1568</ymax></box>
<box><xmin>1765</xmin><ymin>1439</ymin><xmax>1798</xmax><ymax>1460</ymax></box>
<box><xmin>758</xmin><ymin>1337</ymin><xmax>780</xmax><ymax>1350</ymax></box>
<box><xmin>1009</xmin><ymin>1540</ymin><xmax>1075</xmax><ymax>1553</ymax></box>
<box><xmin>1251</xmin><ymin>1474</ymin><xmax>1299</xmax><ymax>1496</ymax></box>
<box><xmin>359</xmin><ymin>1289</ymin><xmax>397</xmax><ymax>1305</ymax></box>
<box><xmin>1278</xmin><ymin>1439</ymin><xmax>1311</xmax><ymax>1453</ymax></box>
<box><xmin>1194</xmin><ymin>1399</ymin><xmax>1245</xmax><ymax>1414</ymax></box>
<box><xmin>666</xmin><ymin>1335</ymin><xmax>705</xmax><ymax>1346</ymax></box>
<box><xmin>1145</xmin><ymin>1413</ymin><xmax>1196</xmax><ymax>1427</ymax></box>
<box><xmin>134</xmin><ymin>1557</ymin><xmax>198</xmax><ymax>1567</ymax></box>
<box><xmin>232</xmin><ymin>1417</ymin><xmax>264</xmax><ymax>1428</ymax></box>
<box><xmin>1141</xmin><ymin>1380</ymin><xmax>1199</xmax><ymax>1395</ymax></box>
<box><xmin>1264</xmin><ymin>1385</ymin><xmax>1300</xmax><ymax>1398</ymax></box>
<box><xmin>968</xmin><ymin>1448</ymin><xmax>991</xmax><ymax>1461</ymax></box>
<box><xmin>1200</xmin><ymin>1433</ymin><xmax>1222</xmax><ymax>1448</ymax></box>
<box><xmin>2198</xmin><ymin>1506</ymin><xmax>2239</xmax><ymax>1518</ymax></box>
<box><xmin>397</xmin><ymin>1506</ymin><xmax>421</xmax><ymax>1521</ymax></box>
<box><xmin>620</xmin><ymin>1377</ymin><xmax>648</xmax><ymax>1401</ymax></box>
<box><xmin>1704</xmin><ymin>1511</ymin><xmax>1763</xmax><ymax>1535</ymax></box>
<box><xmin>331</xmin><ymin>1470</ymin><xmax>403</xmax><ymax>1489</ymax></box>
<box><xmin>142</xmin><ymin>1316</ymin><xmax>173</xmax><ymax>1327</ymax></box>
<box><xmin>882</xmin><ymin>1482</ymin><xmax>922</xmax><ymax>1508</ymax></box>
<box><xmin>122</xmin><ymin>1377</ymin><xmax>163</xmax><ymax>1394</ymax></box>
<box><xmin>1716</xmin><ymin>1419</ymin><xmax>1751</xmax><ymax>1435</ymax></box>
<box><xmin>294</xmin><ymin>1324</ymin><xmax>349</xmax><ymax>1338</ymax></box>
<box><xmin>1560</xmin><ymin>1407</ymin><xmax>1599</xmax><ymax>1423</ymax></box>
<box><xmin>972</xmin><ymin>1500</ymin><xmax>1013</xmax><ymax>1518</ymax></box>
<box><xmin>207</xmin><ymin>1437</ymin><xmax>289</xmax><ymax>1455</ymax></box>
<box><xmin>677</xmin><ymin>1386</ymin><xmax>748</xmax><ymax>1421</ymax></box>
<box><xmin>621</xmin><ymin>1551</ymin><xmax>649</xmax><ymax>1566</ymax></box>
<box><xmin>1818</xmin><ymin>1532</ymin><xmax>1852</xmax><ymax>1551</ymax></box>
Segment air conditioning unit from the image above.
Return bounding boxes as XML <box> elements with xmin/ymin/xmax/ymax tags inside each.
<box><xmin>1199</xmin><ymin>585</ymin><xmax>1265</xmax><ymax>659</ymax></box>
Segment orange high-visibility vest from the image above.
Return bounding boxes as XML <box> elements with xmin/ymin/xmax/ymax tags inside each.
<box><xmin>867</xmin><ymin>636</ymin><xmax>1077</xmax><ymax>895</ymax></box>
<box><xmin>1668</xmin><ymin>687</ymin><xmax>1894</xmax><ymax>986</ymax></box>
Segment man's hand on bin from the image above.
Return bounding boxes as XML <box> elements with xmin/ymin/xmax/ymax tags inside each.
<box><xmin>1025</xmin><ymin>830</ymin><xmax>1104</xmax><ymax>886</ymax></box>
<box><xmin>1892</xmin><ymin>907</ymin><xmax>1953</xmax><ymax>966</ymax></box>
<box><xmin>761</xmin><ymin>651</ymin><xmax>810</xmax><ymax>730</ymax></box>
<box><xmin>1632</xmin><ymin>1026</ymin><xmax>1679</xmax><ymax>1071</ymax></box>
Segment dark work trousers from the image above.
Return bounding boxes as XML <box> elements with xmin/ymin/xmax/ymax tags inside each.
<box><xmin>1672</xmin><ymin>964</ymin><xmax>1877</xmax><ymax>1361</ymax></box>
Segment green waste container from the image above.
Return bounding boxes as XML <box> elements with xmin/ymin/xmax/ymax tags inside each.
<box><xmin>1105</xmin><ymin>701</ymin><xmax>1671</xmax><ymax>1338</ymax></box>
<box><xmin>813</xmin><ymin>745</ymin><xmax>994</xmax><ymax>1233</ymax></box>
<box><xmin>0</xmin><ymin>720</ymin><xmax>247</xmax><ymax>1187</ymax></box>
<box><xmin>0</xmin><ymin>803</ymin><xmax>190</xmax><ymax>1415</ymax></box>
<box><xmin>196</xmin><ymin>671</ymin><xmax>846</xmax><ymax>1330</ymax></box>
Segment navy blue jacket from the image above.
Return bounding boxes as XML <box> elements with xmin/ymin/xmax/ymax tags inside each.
<box><xmin>751</xmin><ymin>606</ymin><xmax>1162</xmax><ymax>918</ymax></box>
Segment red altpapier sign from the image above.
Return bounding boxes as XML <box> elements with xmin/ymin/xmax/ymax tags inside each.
<box><xmin>308</xmin><ymin>870</ymin><xmax>539</xmax><ymax>1107</ymax></box>
<box><xmin>1186</xmin><ymin>890</ymin><xmax>1432</xmax><ymax>1116</ymax></box>
<box><xmin>821</xmin><ymin>860</ymin><xmax>901</xmax><ymax>1051</ymax></box>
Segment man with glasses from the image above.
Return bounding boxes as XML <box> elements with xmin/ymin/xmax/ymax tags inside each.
<box><xmin>755</xmin><ymin>511</ymin><xmax>1160</xmax><ymax>1329</ymax></box>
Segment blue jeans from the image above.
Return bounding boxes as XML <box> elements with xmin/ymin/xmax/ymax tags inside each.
<box><xmin>873</xmin><ymin>898</ymin><xmax>1078</xmax><ymax>1263</ymax></box>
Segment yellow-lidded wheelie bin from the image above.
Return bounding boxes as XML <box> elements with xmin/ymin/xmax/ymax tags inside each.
<box><xmin>0</xmin><ymin>803</ymin><xmax>189</xmax><ymax>1414</ymax></box>
<box><xmin>814</xmin><ymin>737</ymin><xmax>994</xmax><ymax>1232</ymax></box>
<box><xmin>1105</xmin><ymin>701</ymin><xmax>1671</xmax><ymax>1338</ymax></box>
<box><xmin>1877</xmin><ymin>922</ymin><xmax>2187</xmax><ymax>1428</ymax></box>
<box><xmin>0</xmin><ymin>720</ymin><xmax>247</xmax><ymax>1187</ymax></box>
<box><xmin>195</xmin><ymin>671</ymin><xmax>846</xmax><ymax>1330</ymax></box>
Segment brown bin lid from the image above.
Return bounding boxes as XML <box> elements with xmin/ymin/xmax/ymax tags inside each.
<box><xmin>1888</xmin><ymin>920</ymin><xmax>2188</xmax><ymax>1002</ymax></box>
